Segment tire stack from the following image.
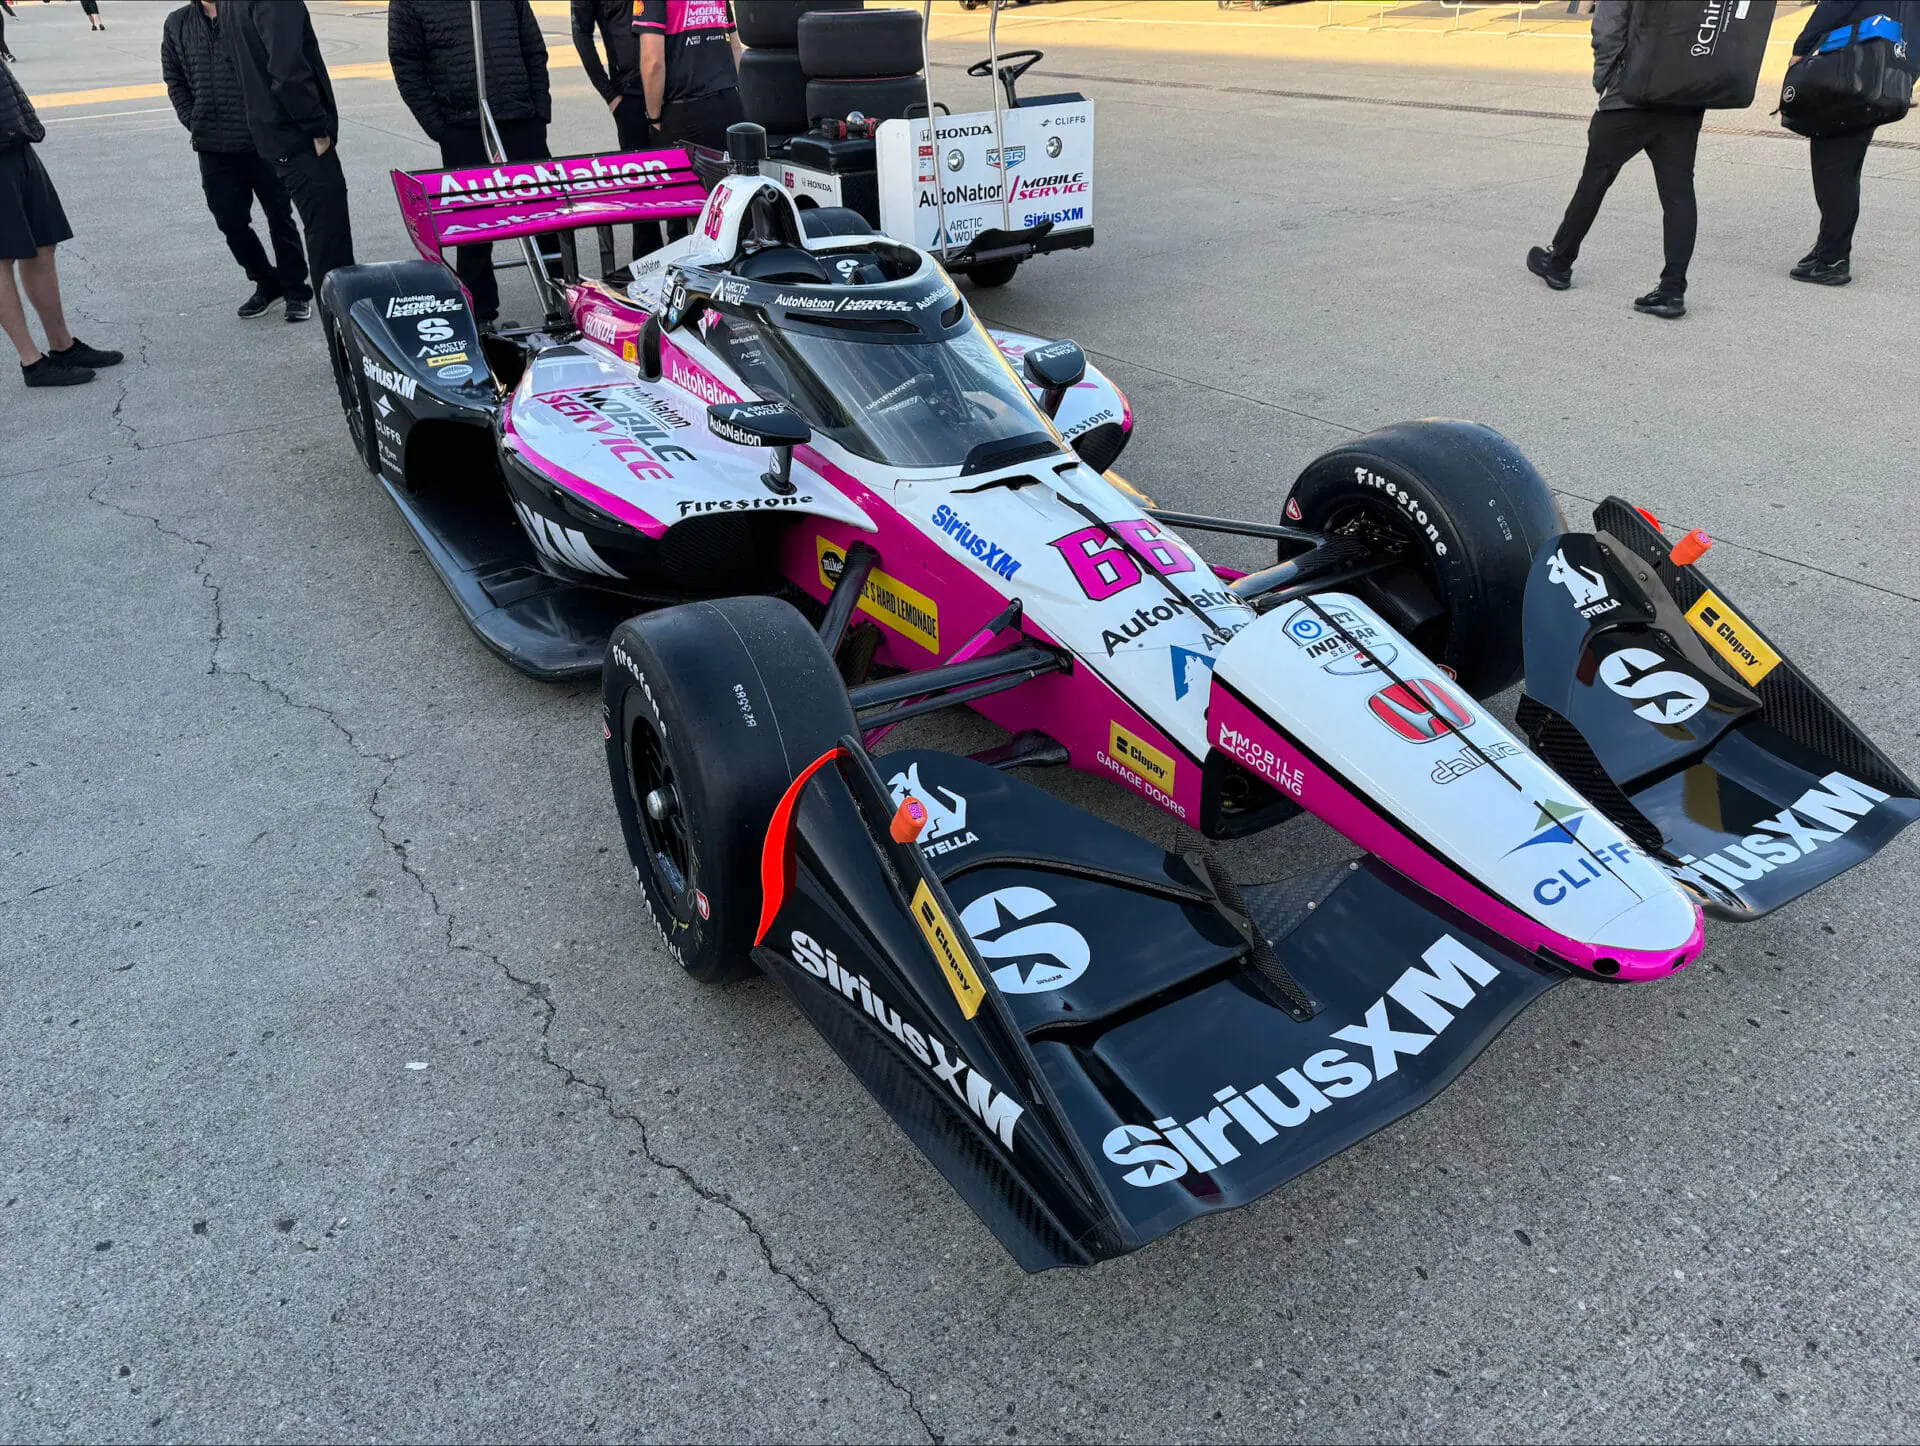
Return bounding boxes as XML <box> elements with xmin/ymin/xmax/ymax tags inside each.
<box><xmin>736</xmin><ymin>1</ymin><xmax>928</xmax><ymax>137</ymax></box>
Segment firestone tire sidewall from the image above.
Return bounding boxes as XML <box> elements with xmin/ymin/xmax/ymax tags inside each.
<box><xmin>321</xmin><ymin>304</ymin><xmax>377</xmax><ymax>474</ymax></box>
<box><xmin>1286</xmin><ymin>421</ymin><xmax>1565</xmax><ymax>698</ymax></box>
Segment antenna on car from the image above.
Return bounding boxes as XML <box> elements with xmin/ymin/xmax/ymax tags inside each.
<box><xmin>726</xmin><ymin>122</ymin><xmax>769</xmax><ymax>176</ymax></box>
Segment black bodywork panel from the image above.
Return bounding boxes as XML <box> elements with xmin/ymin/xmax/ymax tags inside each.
<box><xmin>755</xmin><ymin>745</ymin><xmax>1560</xmax><ymax>1270</ymax></box>
<box><xmin>1520</xmin><ymin>498</ymin><xmax>1919</xmax><ymax>919</ymax></box>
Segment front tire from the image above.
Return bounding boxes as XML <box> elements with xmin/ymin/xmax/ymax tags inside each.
<box><xmin>604</xmin><ymin>597</ymin><xmax>858</xmax><ymax>984</ymax></box>
<box><xmin>1284</xmin><ymin>420</ymin><xmax>1565</xmax><ymax>698</ymax></box>
<box><xmin>322</xmin><ymin>304</ymin><xmax>377</xmax><ymax>474</ymax></box>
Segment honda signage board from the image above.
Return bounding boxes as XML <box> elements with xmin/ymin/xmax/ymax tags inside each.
<box><xmin>876</xmin><ymin>100</ymin><xmax>1095</xmax><ymax>254</ymax></box>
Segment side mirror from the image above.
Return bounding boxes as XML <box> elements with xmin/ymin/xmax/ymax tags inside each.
<box><xmin>708</xmin><ymin>400</ymin><xmax>812</xmax><ymax>495</ymax></box>
<box><xmin>1023</xmin><ymin>340</ymin><xmax>1086</xmax><ymax>418</ymax></box>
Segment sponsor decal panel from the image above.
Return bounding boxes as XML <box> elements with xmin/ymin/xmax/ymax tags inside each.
<box><xmin>959</xmin><ymin>886</ymin><xmax>1091</xmax><ymax>995</ymax></box>
<box><xmin>361</xmin><ymin>355</ymin><xmax>416</xmax><ymax>401</ymax></box>
<box><xmin>1547</xmin><ymin>548</ymin><xmax>1620</xmax><ymax>620</ymax></box>
<box><xmin>1685</xmin><ymin>589</ymin><xmax>1781</xmax><ymax>685</ymax></box>
<box><xmin>1170</xmin><ymin>645</ymin><xmax>1216</xmax><ymax>701</ymax></box>
<box><xmin>818</xmin><ymin>537</ymin><xmax>941</xmax><ymax>653</ymax></box>
<box><xmin>430</xmin><ymin>153</ymin><xmax>677</xmax><ymax>210</ymax></box>
<box><xmin>910</xmin><ymin>881</ymin><xmax>986</xmax><ymax>1019</ymax></box>
<box><xmin>676</xmin><ymin>495</ymin><xmax>814</xmax><ymax>517</ymax></box>
<box><xmin>930</xmin><ymin>504</ymin><xmax>1021</xmax><ymax>581</ymax></box>
<box><xmin>888</xmin><ymin>763</ymin><xmax>977</xmax><ymax>858</ymax></box>
<box><xmin>426</xmin><ymin>351</ymin><xmax>468</xmax><ymax>367</ymax></box>
<box><xmin>1102</xmin><ymin>935</ymin><xmax>1500</xmax><ymax>1187</ymax></box>
<box><xmin>1105</xmin><ymin>720</ymin><xmax>1178</xmax><ymax>796</ymax></box>
<box><xmin>1282</xmin><ymin>603</ymin><xmax>1399</xmax><ymax>676</ymax></box>
<box><xmin>1504</xmin><ymin>800</ymin><xmax>1638</xmax><ymax>907</ymax></box>
<box><xmin>1596</xmin><ymin>646</ymin><xmax>1709</xmax><ymax>725</ymax></box>
<box><xmin>1663</xmin><ymin>772</ymin><xmax>1891</xmax><ymax>897</ymax></box>
<box><xmin>542</xmin><ymin>385</ymin><xmax>698</xmax><ymax>483</ymax></box>
<box><xmin>1214</xmin><ymin>721</ymin><xmax>1306</xmax><ymax>798</ymax></box>
<box><xmin>439</xmin><ymin>364</ymin><xmax>473</xmax><ymax>382</ymax></box>
<box><xmin>788</xmin><ymin>931</ymin><xmax>1022</xmax><ymax>1147</ymax></box>
<box><xmin>386</xmin><ymin>294</ymin><xmax>463</xmax><ymax>318</ymax></box>
<box><xmin>1428</xmin><ymin>740</ymin><xmax>1521</xmax><ymax>785</ymax></box>
<box><xmin>1367</xmin><ymin>677</ymin><xmax>1475</xmax><ymax>743</ymax></box>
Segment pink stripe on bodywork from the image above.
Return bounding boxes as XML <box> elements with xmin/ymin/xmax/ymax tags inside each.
<box><xmin>1208</xmin><ymin>685</ymin><xmax>1703</xmax><ymax>982</ymax></box>
<box><xmin>500</xmin><ymin>393</ymin><xmax>669</xmax><ymax>539</ymax></box>
<box><xmin>780</xmin><ymin>450</ymin><xmax>1207</xmax><ymax>824</ymax></box>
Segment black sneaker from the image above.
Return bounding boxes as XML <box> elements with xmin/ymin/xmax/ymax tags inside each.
<box><xmin>1633</xmin><ymin>288</ymin><xmax>1686</xmax><ymax>319</ymax></box>
<box><xmin>1526</xmin><ymin>245</ymin><xmax>1572</xmax><ymax>290</ymax></box>
<box><xmin>50</xmin><ymin>337</ymin><xmax>124</xmax><ymax>369</ymax></box>
<box><xmin>238</xmin><ymin>288</ymin><xmax>282</xmax><ymax>319</ymax></box>
<box><xmin>1791</xmin><ymin>257</ymin><xmax>1851</xmax><ymax>285</ymax></box>
<box><xmin>285</xmin><ymin>298</ymin><xmax>313</xmax><ymax>323</ymax></box>
<box><xmin>23</xmin><ymin>355</ymin><xmax>95</xmax><ymax>387</ymax></box>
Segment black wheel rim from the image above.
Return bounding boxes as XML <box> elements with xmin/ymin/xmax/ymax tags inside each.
<box><xmin>1320</xmin><ymin>499</ymin><xmax>1451</xmax><ymax>663</ymax></box>
<box><xmin>327</xmin><ymin>317</ymin><xmax>369</xmax><ymax>456</ymax></box>
<box><xmin>629</xmin><ymin>714</ymin><xmax>693</xmax><ymax>907</ymax></box>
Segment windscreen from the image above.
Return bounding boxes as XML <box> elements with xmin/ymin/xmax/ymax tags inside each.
<box><xmin>701</xmin><ymin>312</ymin><xmax>1057</xmax><ymax>470</ymax></box>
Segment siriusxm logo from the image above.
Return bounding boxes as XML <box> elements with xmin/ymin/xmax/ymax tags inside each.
<box><xmin>1664</xmin><ymin>772</ymin><xmax>1890</xmax><ymax>897</ymax></box>
<box><xmin>1103</xmin><ymin>936</ymin><xmax>1499</xmax><ymax>1187</ymax></box>
<box><xmin>931</xmin><ymin>504</ymin><xmax>1020</xmax><ymax>580</ymax></box>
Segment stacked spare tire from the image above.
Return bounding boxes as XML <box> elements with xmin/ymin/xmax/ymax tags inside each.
<box><xmin>735</xmin><ymin>1</ymin><xmax>929</xmax><ymax>144</ymax></box>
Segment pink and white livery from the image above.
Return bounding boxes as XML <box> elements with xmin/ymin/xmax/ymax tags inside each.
<box><xmin>316</xmin><ymin>127</ymin><xmax>1916</xmax><ymax>1021</ymax></box>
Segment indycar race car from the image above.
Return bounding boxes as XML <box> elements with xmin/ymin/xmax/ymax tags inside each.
<box><xmin>320</xmin><ymin>126</ymin><xmax>1917</xmax><ymax>1269</ymax></box>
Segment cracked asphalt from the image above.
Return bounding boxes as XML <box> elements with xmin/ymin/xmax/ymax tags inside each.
<box><xmin>4</xmin><ymin>4</ymin><xmax>1919</xmax><ymax>1442</ymax></box>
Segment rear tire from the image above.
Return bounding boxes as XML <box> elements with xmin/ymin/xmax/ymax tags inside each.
<box><xmin>736</xmin><ymin>0</ymin><xmax>862</xmax><ymax>49</ymax></box>
<box><xmin>1283</xmin><ymin>420</ymin><xmax>1564</xmax><ymax>698</ymax></box>
<box><xmin>805</xmin><ymin>74</ymin><xmax>926</xmax><ymax>126</ymax></box>
<box><xmin>321</xmin><ymin>303</ymin><xmax>377</xmax><ymax>474</ymax></box>
<box><xmin>740</xmin><ymin>48</ymin><xmax>808</xmax><ymax>134</ymax></box>
<box><xmin>604</xmin><ymin>597</ymin><xmax>858</xmax><ymax>985</ymax></box>
<box><xmin>798</xmin><ymin>9</ymin><xmax>924</xmax><ymax>78</ymax></box>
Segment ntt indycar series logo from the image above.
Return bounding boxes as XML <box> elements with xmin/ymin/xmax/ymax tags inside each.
<box><xmin>1103</xmin><ymin>935</ymin><xmax>1500</xmax><ymax>1188</ymax></box>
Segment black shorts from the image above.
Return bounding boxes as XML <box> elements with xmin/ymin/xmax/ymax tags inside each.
<box><xmin>0</xmin><ymin>145</ymin><xmax>73</xmax><ymax>260</ymax></box>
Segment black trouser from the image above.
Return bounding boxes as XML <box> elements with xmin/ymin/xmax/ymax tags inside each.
<box><xmin>612</xmin><ymin>98</ymin><xmax>662</xmax><ymax>261</ymax></box>
<box><xmin>199</xmin><ymin>149</ymin><xmax>309</xmax><ymax>303</ymax></box>
<box><xmin>1809</xmin><ymin>127</ymin><xmax>1876</xmax><ymax>263</ymax></box>
<box><xmin>656</xmin><ymin>88</ymin><xmax>743</xmax><ymax>239</ymax></box>
<box><xmin>439</xmin><ymin>118</ymin><xmax>550</xmax><ymax>320</ymax></box>
<box><xmin>273</xmin><ymin>142</ymin><xmax>355</xmax><ymax>297</ymax></box>
<box><xmin>1551</xmin><ymin>107</ymin><xmax>1704</xmax><ymax>292</ymax></box>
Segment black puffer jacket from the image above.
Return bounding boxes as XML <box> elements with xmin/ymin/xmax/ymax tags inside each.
<box><xmin>388</xmin><ymin>0</ymin><xmax>550</xmax><ymax>141</ymax></box>
<box><xmin>161</xmin><ymin>2</ymin><xmax>254</xmax><ymax>154</ymax></box>
<box><xmin>0</xmin><ymin>58</ymin><xmax>42</xmax><ymax>152</ymax></box>
<box><xmin>1795</xmin><ymin>0</ymin><xmax>1920</xmax><ymax>68</ymax></box>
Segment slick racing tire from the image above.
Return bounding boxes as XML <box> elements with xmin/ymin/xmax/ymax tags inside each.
<box><xmin>322</xmin><ymin>303</ymin><xmax>377</xmax><ymax>474</ymax></box>
<box><xmin>605</xmin><ymin>597</ymin><xmax>858</xmax><ymax>985</ymax></box>
<box><xmin>739</xmin><ymin>48</ymin><xmax>808</xmax><ymax>135</ymax></box>
<box><xmin>805</xmin><ymin>75</ymin><xmax>925</xmax><ymax>127</ymax></box>
<box><xmin>798</xmin><ymin>9</ymin><xmax>924</xmax><ymax>78</ymax></box>
<box><xmin>736</xmin><ymin>0</ymin><xmax>861</xmax><ymax>50</ymax></box>
<box><xmin>1284</xmin><ymin>420</ymin><xmax>1565</xmax><ymax>698</ymax></box>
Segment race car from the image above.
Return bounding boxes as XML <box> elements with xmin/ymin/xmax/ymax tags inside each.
<box><xmin>319</xmin><ymin>126</ymin><xmax>1917</xmax><ymax>1268</ymax></box>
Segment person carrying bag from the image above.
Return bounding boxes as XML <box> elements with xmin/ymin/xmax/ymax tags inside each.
<box><xmin>1782</xmin><ymin>0</ymin><xmax>1918</xmax><ymax>283</ymax></box>
<box><xmin>1527</xmin><ymin>0</ymin><xmax>1776</xmax><ymax>319</ymax></box>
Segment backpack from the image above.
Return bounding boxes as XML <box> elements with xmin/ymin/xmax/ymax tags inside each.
<box><xmin>1778</xmin><ymin>15</ymin><xmax>1915</xmax><ymax>136</ymax></box>
<box><xmin>1612</xmin><ymin>0</ymin><xmax>1779</xmax><ymax>109</ymax></box>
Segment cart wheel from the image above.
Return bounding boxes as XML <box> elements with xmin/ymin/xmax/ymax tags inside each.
<box><xmin>964</xmin><ymin>258</ymin><xmax>1020</xmax><ymax>289</ymax></box>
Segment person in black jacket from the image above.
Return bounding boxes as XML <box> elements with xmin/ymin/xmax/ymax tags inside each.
<box><xmin>0</xmin><ymin>59</ymin><xmax>122</xmax><ymax>387</ymax></box>
<box><xmin>220</xmin><ymin>0</ymin><xmax>354</xmax><ymax>295</ymax></box>
<box><xmin>1789</xmin><ymin>0</ymin><xmax>1919</xmax><ymax>284</ymax></box>
<box><xmin>1526</xmin><ymin>0</ymin><xmax>1704</xmax><ymax>319</ymax></box>
<box><xmin>390</xmin><ymin>0</ymin><xmax>551</xmax><ymax>322</ymax></box>
<box><xmin>163</xmin><ymin>0</ymin><xmax>311</xmax><ymax>321</ymax></box>
<box><xmin>572</xmin><ymin>0</ymin><xmax>659</xmax><ymax>261</ymax></box>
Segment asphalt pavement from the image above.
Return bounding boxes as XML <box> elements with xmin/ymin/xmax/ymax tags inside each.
<box><xmin>3</xmin><ymin>3</ymin><xmax>1918</xmax><ymax>1442</ymax></box>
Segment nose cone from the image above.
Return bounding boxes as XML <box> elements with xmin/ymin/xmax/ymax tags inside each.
<box><xmin>1580</xmin><ymin>890</ymin><xmax>1705</xmax><ymax>980</ymax></box>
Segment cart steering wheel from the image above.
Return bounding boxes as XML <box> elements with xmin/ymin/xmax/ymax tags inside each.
<box><xmin>966</xmin><ymin>49</ymin><xmax>1044</xmax><ymax>109</ymax></box>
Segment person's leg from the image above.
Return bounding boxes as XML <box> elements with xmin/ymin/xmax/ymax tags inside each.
<box><xmin>613</xmin><ymin>101</ymin><xmax>663</xmax><ymax>261</ymax></box>
<box><xmin>1810</xmin><ymin>128</ymin><xmax>1874</xmax><ymax>263</ymax></box>
<box><xmin>0</xmin><ymin>257</ymin><xmax>44</xmax><ymax>365</ymax></box>
<box><xmin>436</xmin><ymin>125</ymin><xmax>499</xmax><ymax>319</ymax></box>
<box><xmin>200</xmin><ymin>150</ymin><xmax>277</xmax><ymax>295</ymax></box>
<box><xmin>1645</xmin><ymin>111</ymin><xmax>1703</xmax><ymax>292</ymax></box>
<box><xmin>248</xmin><ymin>153</ymin><xmax>311</xmax><ymax>303</ymax></box>
<box><xmin>17</xmin><ymin>244</ymin><xmax>73</xmax><ymax>350</ymax></box>
<box><xmin>276</xmin><ymin>143</ymin><xmax>355</xmax><ymax>298</ymax></box>
<box><xmin>1549</xmin><ymin>110</ymin><xmax>1647</xmax><ymax>263</ymax></box>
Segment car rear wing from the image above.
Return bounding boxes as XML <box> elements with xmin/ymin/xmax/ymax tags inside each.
<box><xmin>390</xmin><ymin>148</ymin><xmax>710</xmax><ymax>266</ymax></box>
<box><xmin>752</xmin><ymin>738</ymin><xmax>1561</xmax><ymax>1270</ymax></box>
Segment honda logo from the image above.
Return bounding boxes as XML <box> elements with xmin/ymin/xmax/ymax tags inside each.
<box><xmin>1368</xmin><ymin>678</ymin><xmax>1474</xmax><ymax>743</ymax></box>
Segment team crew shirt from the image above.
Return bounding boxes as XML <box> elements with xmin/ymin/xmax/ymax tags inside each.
<box><xmin>635</xmin><ymin>0</ymin><xmax>737</xmax><ymax>104</ymax></box>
